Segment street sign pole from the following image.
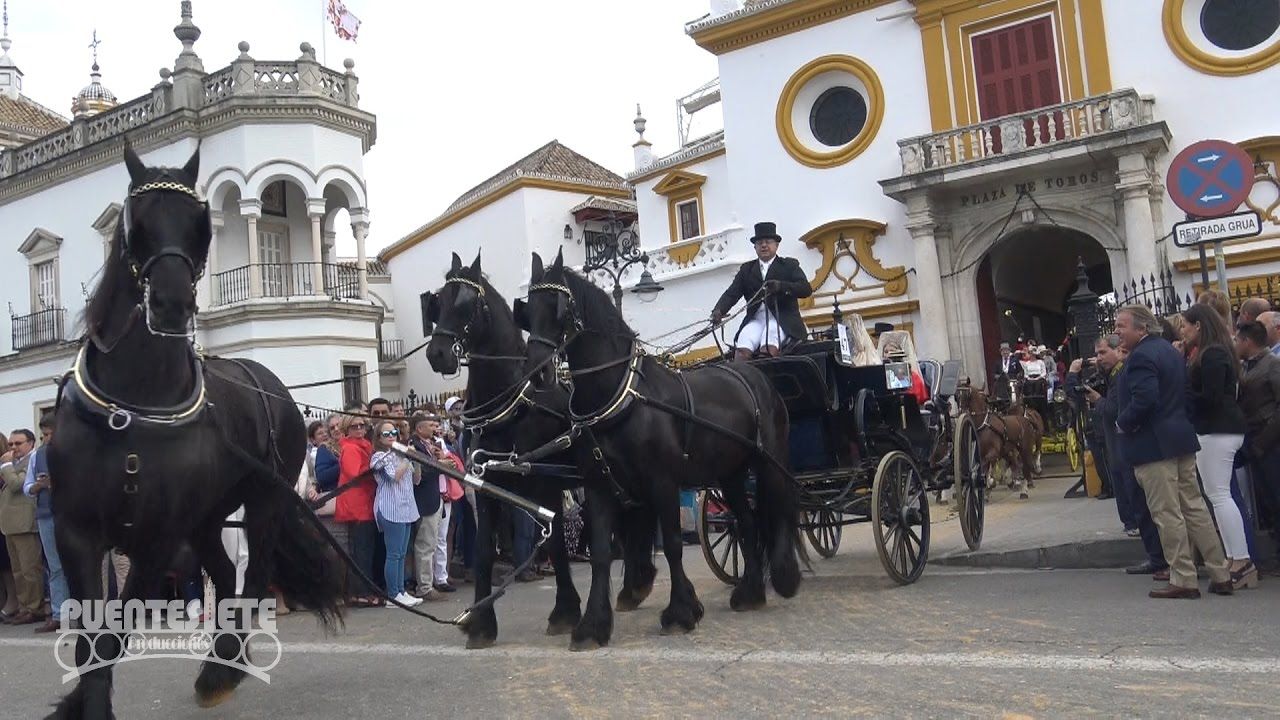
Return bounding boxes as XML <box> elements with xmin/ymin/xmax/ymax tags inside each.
<box><xmin>1214</xmin><ymin>241</ymin><xmax>1228</xmax><ymax>292</ymax></box>
<box><xmin>1198</xmin><ymin>243</ymin><xmax>1210</xmax><ymax>289</ymax></box>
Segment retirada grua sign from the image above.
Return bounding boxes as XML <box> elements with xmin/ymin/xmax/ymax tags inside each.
<box><xmin>1172</xmin><ymin>210</ymin><xmax>1262</xmax><ymax>248</ymax></box>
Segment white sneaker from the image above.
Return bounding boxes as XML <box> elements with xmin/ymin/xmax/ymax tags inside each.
<box><xmin>394</xmin><ymin>592</ymin><xmax>423</xmax><ymax>608</ymax></box>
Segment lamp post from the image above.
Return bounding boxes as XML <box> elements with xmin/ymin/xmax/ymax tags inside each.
<box><xmin>576</xmin><ymin>215</ymin><xmax>663</xmax><ymax>311</ymax></box>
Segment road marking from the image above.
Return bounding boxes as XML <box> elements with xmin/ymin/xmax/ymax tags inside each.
<box><xmin>4</xmin><ymin>638</ymin><xmax>1274</xmax><ymax>675</ymax></box>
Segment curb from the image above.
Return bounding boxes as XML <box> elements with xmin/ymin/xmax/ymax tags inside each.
<box><xmin>935</xmin><ymin>538</ymin><xmax>1146</xmax><ymax>570</ymax></box>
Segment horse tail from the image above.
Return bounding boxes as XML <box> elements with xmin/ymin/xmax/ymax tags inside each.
<box><xmin>268</xmin><ymin>483</ymin><xmax>345</xmax><ymax>632</ymax></box>
<box><xmin>755</xmin><ymin>407</ymin><xmax>802</xmax><ymax>598</ymax></box>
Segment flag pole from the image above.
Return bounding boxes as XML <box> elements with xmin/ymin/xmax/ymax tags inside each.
<box><xmin>321</xmin><ymin>0</ymin><xmax>328</xmax><ymax>66</ymax></box>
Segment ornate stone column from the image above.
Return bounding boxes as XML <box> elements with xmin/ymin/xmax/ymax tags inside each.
<box><xmin>307</xmin><ymin>198</ymin><xmax>327</xmax><ymax>295</ymax></box>
<box><xmin>208</xmin><ymin>210</ymin><xmax>223</xmax><ymax>305</ymax></box>
<box><xmin>1116</xmin><ymin>151</ymin><xmax>1159</xmax><ymax>283</ymax></box>
<box><xmin>240</xmin><ymin>198</ymin><xmax>262</xmax><ymax>299</ymax></box>
<box><xmin>350</xmin><ymin>208</ymin><xmax>370</xmax><ymax>300</ymax></box>
<box><xmin>905</xmin><ymin>194</ymin><xmax>950</xmax><ymax>361</ymax></box>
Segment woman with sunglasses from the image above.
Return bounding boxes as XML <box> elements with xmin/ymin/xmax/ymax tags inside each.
<box><xmin>335</xmin><ymin>414</ymin><xmax>381</xmax><ymax>607</ymax></box>
<box><xmin>371</xmin><ymin>422</ymin><xmax>423</xmax><ymax>608</ymax></box>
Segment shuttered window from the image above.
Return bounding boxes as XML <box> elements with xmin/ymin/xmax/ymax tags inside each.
<box><xmin>972</xmin><ymin>16</ymin><xmax>1062</xmax><ymax>121</ymax></box>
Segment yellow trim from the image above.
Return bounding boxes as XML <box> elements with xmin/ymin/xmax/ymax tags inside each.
<box><xmin>913</xmin><ymin>0</ymin><xmax>1110</xmax><ymax>131</ymax></box>
<box><xmin>796</xmin><ymin>219</ymin><xmax>908</xmax><ymax>310</ymax></box>
<box><xmin>689</xmin><ymin>0</ymin><xmax>898</xmax><ymax>55</ymax></box>
<box><xmin>1241</xmin><ymin>136</ymin><xmax>1280</xmax><ymax>225</ymax></box>
<box><xmin>652</xmin><ymin>170</ymin><xmax>708</xmax><ymax>251</ymax></box>
<box><xmin>1174</xmin><ymin>245</ymin><xmax>1280</xmax><ymax>273</ymax></box>
<box><xmin>380</xmin><ymin>178</ymin><xmax>632</xmax><ymax>262</ymax></box>
<box><xmin>629</xmin><ymin>147</ymin><xmax>727</xmax><ymax>184</ymax></box>
<box><xmin>1162</xmin><ymin>0</ymin><xmax>1280</xmax><ymax>76</ymax></box>
<box><xmin>803</xmin><ymin>300</ymin><xmax>920</xmax><ymax>325</ymax></box>
<box><xmin>1192</xmin><ymin>271</ymin><xmax>1280</xmax><ymax>297</ymax></box>
<box><xmin>775</xmin><ymin>55</ymin><xmax>885</xmax><ymax>168</ymax></box>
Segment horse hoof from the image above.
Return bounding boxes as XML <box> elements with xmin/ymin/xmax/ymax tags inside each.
<box><xmin>195</xmin><ymin>687</ymin><xmax>236</xmax><ymax>709</ymax></box>
<box><xmin>545</xmin><ymin>620</ymin><xmax>576</xmax><ymax>636</ymax></box>
<box><xmin>465</xmin><ymin>635</ymin><xmax>497</xmax><ymax>650</ymax></box>
<box><xmin>659</xmin><ymin>622</ymin><xmax>694</xmax><ymax>636</ymax></box>
<box><xmin>569</xmin><ymin>637</ymin><xmax>602</xmax><ymax>652</ymax></box>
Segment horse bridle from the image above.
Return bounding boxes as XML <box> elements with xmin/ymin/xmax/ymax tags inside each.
<box><xmin>119</xmin><ymin>180</ymin><xmax>209</xmax><ymax>340</ymax></box>
<box><xmin>431</xmin><ymin>276</ymin><xmax>495</xmax><ymax>363</ymax></box>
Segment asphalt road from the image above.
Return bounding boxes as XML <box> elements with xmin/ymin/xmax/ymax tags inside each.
<box><xmin>2</xmin><ymin>537</ymin><xmax>1277</xmax><ymax>719</ymax></box>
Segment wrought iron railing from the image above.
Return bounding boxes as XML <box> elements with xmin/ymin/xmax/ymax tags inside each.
<box><xmin>1095</xmin><ymin>267</ymin><xmax>1191</xmax><ymax>333</ymax></box>
<box><xmin>379</xmin><ymin>339</ymin><xmax>404</xmax><ymax>363</ymax></box>
<box><xmin>211</xmin><ymin>262</ymin><xmax>361</xmax><ymax>306</ymax></box>
<box><xmin>897</xmin><ymin>89</ymin><xmax>1155</xmax><ymax>174</ymax></box>
<box><xmin>11</xmin><ymin>307</ymin><xmax>66</xmax><ymax>351</ymax></box>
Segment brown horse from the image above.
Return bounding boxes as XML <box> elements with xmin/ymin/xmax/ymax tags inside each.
<box><xmin>962</xmin><ymin>389</ymin><xmax>1041</xmax><ymax>499</ymax></box>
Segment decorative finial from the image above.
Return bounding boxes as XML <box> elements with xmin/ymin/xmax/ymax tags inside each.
<box><xmin>173</xmin><ymin>0</ymin><xmax>203</xmax><ymax>71</ymax></box>
<box><xmin>1</xmin><ymin>0</ymin><xmax>12</xmax><ymax>55</ymax></box>
<box><xmin>633</xmin><ymin>104</ymin><xmax>647</xmax><ymax>139</ymax></box>
<box><xmin>89</xmin><ymin>29</ymin><xmax>101</xmax><ymax>65</ymax></box>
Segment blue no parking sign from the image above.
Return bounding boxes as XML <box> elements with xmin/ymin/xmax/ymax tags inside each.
<box><xmin>1166</xmin><ymin>139</ymin><xmax>1255</xmax><ymax>218</ymax></box>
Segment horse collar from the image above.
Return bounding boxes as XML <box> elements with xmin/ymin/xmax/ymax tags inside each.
<box><xmin>570</xmin><ymin>348</ymin><xmax>645</xmax><ymax>429</ymax></box>
<box><xmin>461</xmin><ymin>380</ymin><xmax>533</xmax><ymax>432</ymax></box>
<box><xmin>68</xmin><ymin>345</ymin><xmax>208</xmax><ymax>430</ymax></box>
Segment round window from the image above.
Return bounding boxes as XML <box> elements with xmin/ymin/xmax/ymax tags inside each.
<box><xmin>1200</xmin><ymin>0</ymin><xmax>1280</xmax><ymax>51</ymax></box>
<box><xmin>808</xmin><ymin>87</ymin><xmax>867</xmax><ymax>148</ymax></box>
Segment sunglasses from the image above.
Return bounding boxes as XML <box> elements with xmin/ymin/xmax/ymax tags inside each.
<box><xmin>379</xmin><ymin>429</ymin><xmax>399</xmax><ymax>438</ymax></box>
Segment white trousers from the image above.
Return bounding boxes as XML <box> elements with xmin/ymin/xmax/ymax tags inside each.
<box><xmin>1195</xmin><ymin>433</ymin><xmax>1249</xmax><ymax>559</ymax></box>
<box><xmin>734</xmin><ymin>307</ymin><xmax>785</xmax><ymax>351</ymax></box>
<box><xmin>433</xmin><ymin>502</ymin><xmax>452</xmax><ymax>585</ymax></box>
<box><xmin>221</xmin><ymin>506</ymin><xmax>249</xmax><ymax>596</ymax></box>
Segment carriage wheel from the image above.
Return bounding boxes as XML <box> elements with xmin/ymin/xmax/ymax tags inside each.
<box><xmin>953</xmin><ymin>414</ymin><xmax>986</xmax><ymax>551</ymax></box>
<box><xmin>871</xmin><ymin>451</ymin><xmax>931</xmax><ymax>585</ymax></box>
<box><xmin>802</xmin><ymin>509</ymin><xmax>842</xmax><ymax>559</ymax></box>
<box><xmin>1066</xmin><ymin>424</ymin><xmax>1082</xmax><ymax>473</ymax></box>
<box><xmin>697</xmin><ymin>489</ymin><xmax>743</xmax><ymax>586</ymax></box>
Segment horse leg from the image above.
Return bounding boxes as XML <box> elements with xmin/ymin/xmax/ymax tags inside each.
<box><xmin>463</xmin><ymin>494</ymin><xmax>499</xmax><ymax>649</ymax></box>
<box><xmin>758</xmin><ymin>463</ymin><xmax>802</xmax><ymax>598</ymax></box>
<box><xmin>656</xmin><ymin>485</ymin><xmax>703</xmax><ymax>633</ymax></box>
<box><xmin>719</xmin><ymin>478</ymin><xmax>765</xmax><ymax>611</ymax></box>
<box><xmin>47</xmin><ymin>524</ymin><xmax>111</xmax><ymax>720</ymax></box>
<box><xmin>570</xmin><ymin>486</ymin><xmax>616</xmax><ymax>651</ymax></box>
<box><xmin>544</xmin><ymin>490</ymin><xmax>581</xmax><ymax>635</ymax></box>
<box><xmin>615</xmin><ymin>504</ymin><xmax>657</xmax><ymax>612</ymax></box>
<box><xmin>192</xmin><ymin>520</ymin><xmax>248</xmax><ymax>708</ymax></box>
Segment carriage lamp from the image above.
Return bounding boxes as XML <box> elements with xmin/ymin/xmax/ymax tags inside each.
<box><xmin>632</xmin><ymin>269</ymin><xmax>664</xmax><ymax>303</ymax></box>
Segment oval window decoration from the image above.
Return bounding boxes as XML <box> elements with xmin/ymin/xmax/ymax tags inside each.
<box><xmin>776</xmin><ymin>55</ymin><xmax>885</xmax><ymax>168</ymax></box>
<box><xmin>1163</xmin><ymin>0</ymin><xmax>1280</xmax><ymax>75</ymax></box>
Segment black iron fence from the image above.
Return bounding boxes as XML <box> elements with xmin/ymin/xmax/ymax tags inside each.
<box><xmin>1095</xmin><ymin>267</ymin><xmax>1192</xmax><ymax>335</ymax></box>
<box><xmin>212</xmin><ymin>262</ymin><xmax>361</xmax><ymax>305</ymax></box>
<box><xmin>11</xmin><ymin>307</ymin><xmax>65</xmax><ymax>351</ymax></box>
<box><xmin>379</xmin><ymin>338</ymin><xmax>404</xmax><ymax>362</ymax></box>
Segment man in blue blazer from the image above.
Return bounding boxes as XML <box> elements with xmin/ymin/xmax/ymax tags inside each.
<box><xmin>1113</xmin><ymin>305</ymin><xmax>1231</xmax><ymax>599</ymax></box>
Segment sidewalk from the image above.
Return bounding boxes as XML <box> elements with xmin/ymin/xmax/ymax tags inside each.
<box><xmin>932</xmin><ymin>458</ymin><xmax>1148</xmax><ymax>570</ymax></box>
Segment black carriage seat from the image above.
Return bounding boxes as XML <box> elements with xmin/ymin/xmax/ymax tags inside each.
<box><xmin>747</xmin><ymin>354</ymin><xmax>837</xmax><ymax>416</ymax></box>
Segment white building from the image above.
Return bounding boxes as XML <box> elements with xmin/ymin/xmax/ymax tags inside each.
<box><xmin>0</xmin><ymin>1</ymin><xmax>392</xmax><ymax>429</ymax></box>
<box><xmin>613</xmin><ymin>0</ymin><xmax>1280</xmax><ymax>382</ymax></box>
<box><xmin>379</xmin><ymin>140</ymin><xmax>635</xmax><ymax>397</ymax></box>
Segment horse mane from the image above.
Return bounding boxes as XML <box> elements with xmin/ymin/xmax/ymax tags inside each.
<box><xmin>83</xmin><ymin>220</ymin><xmax>131</xmax><ymax>337</ymax></box>
<box><xmin>558</xmin><ymin>267</ymin><xmax>637</xmax><ymax>340</ymax></box>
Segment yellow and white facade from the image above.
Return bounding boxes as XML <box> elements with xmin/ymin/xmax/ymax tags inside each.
<box><xmin>622</xmin><ymin>0</ymin><xmax>1280</xmax><ymax>381</ymax></box>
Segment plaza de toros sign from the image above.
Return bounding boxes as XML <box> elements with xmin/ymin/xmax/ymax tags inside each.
<box><xmin>958</xmin><ymin>170</ymin><xmax>1104</xmax><ymax>208</ymax></box>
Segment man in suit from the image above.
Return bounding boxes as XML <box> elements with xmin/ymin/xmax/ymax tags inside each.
<box><xmin>0</xmin><ymin>429</ymin><xmax>44</xmax><ymax>624</ymax></box>
<box><xmin>1234</xmin><ymin>320</ymin><xmax>1280</xmax><ymax>554</ymax></box>
<box><xmin>1256</xmin><ymin>311</ymin><xmax>1280</xmax><ymax>356</ymax></box>
<box><xmin>1112</xmin><ymin>305</ymin><xmax>1232</xmax><ymax>599</ymax></box>
<box><xmin>711</xmin><ymin>221</ymin><xmax>813</xmax><ymax>360</ymax></box>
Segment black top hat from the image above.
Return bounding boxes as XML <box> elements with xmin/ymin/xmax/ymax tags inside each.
<box><xmin>749</xmin><ymin>221</ymin><xmax>782</xmax><ymax>244</ymax></box>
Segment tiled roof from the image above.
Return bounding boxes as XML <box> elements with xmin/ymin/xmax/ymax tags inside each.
<box><xmin>627</xmin><ymin>130</ymin><xmax>725</xmax><ymax>182</ymax></box>
<box><xmin>0</xmin><ymin>94</ymin><xmax>69</xmax><ymax>136</ymax></box>
<box><xmin>443</xmin><ymin>140</ymin><xmax>628</xmax><ymax>215</ymax></box>
<box><xmin>685</xmin><ymin>0</ymin><xmax>793</xmax><ymax>34</ymax></box>
<box><xmin>338</xmin><ymin>258</ymin><xmax>389</xmax><ymax>276</ymax></box>
<box><xmin>569</xmin><ymin>195</ymin><xmax>638</xmax><ymax>215</ymax></box>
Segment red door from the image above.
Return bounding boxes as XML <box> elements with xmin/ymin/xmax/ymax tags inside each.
<box><xmin>972</xmin><ymin>16</ymin><xmax>1063</xmax><ymax>151</ymax></box>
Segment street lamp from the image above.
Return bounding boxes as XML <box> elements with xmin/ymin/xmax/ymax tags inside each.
<box><xmin>577</xmin><ymin>214</ymin><xmax>663</xmax><ymax>310</ymax></box>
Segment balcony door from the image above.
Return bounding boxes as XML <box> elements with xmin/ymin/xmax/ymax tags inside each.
<box><xmin>972</xmin><ymin>16</ymin><xmax>1064</xmax><ymax>150</ymax></box>
<box><xmin>257</xmin><ymin>224</ymin><xmax>291</xmax><ymax>297</ymax></box>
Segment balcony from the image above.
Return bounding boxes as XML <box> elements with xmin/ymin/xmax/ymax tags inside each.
<box><xmin>379</xmin><ymin>339</ymin><xmax>404</xmax><ymax>363</ymax></box>
<box><xmin>211</xmin><ymin>262</ymin><xmax>360</xmax><ymax>306</ymax></box>
<box><xmin>11</xmin><ymin>308</ymin><xmax>66</xmax><ymax>352</ymax></box>
<box><xmin>893</xmin><ymin>89</ymin><xmax>1159</xmax><ymax>177</ymax></box>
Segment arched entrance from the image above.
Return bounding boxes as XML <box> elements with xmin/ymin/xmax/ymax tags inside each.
<box><xmin>975</xmin><ymin>226</ymin><xmax>1113</xmax><ymax>384</ymax></box>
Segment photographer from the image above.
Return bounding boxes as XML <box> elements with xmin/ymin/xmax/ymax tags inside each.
<box><xmin>1066</xmin><ymin>349</ymin><xmax>1116</xmax><ymax>503</ymax></box>
<box><xmin>1074</xmin><ymin>334</ymin><xmax>1168</xmax><ymax>578</ymax></box>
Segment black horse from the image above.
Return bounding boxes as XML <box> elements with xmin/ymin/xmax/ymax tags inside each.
<box><xmin>46</xmin><ymin>145</ymin><xmax>342</xmax><ymax>718</ymax></box>
<box><xmin>516</xmin><ymin>250</ymin><xmax>801</xmax><ymax>648</ymax></box>
<box><xmin>422</xmin><ymin>251</ymin><xmax>658</xmax><ymax>650</ymax></box>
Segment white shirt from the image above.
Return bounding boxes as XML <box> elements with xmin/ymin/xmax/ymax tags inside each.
<box><xmin>758</xmin><ymin>257</ymin><xmax>774</xmax><ymax>277</ymax></box>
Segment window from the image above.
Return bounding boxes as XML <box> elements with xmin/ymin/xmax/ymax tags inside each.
<box><xmin>341</xmin><ymin>363</ymin><xmax>365</xmax><ymax>407</ymax></box>
<box><xmin>971</xmin><ymin>16</ymin><xmax>1062</xmax><ymax>121</ymax></box>
<box><xmin>257</xmin><ymin>222</ymin><xmax>292</xmax><ymax>297</ymax></box>
<box><xmin>676</xmin><ymin>199</ymin><xmax>701</xmax><ymax>240</ymax></box>
<box><xmin>809</xmin><ymin>87</ymin><xmax>867</xmax><ymax>148</ymax></box>
<box><xmin>33</xmin><ymin>261</ymin><xmax>56</xmax><ymax>310</ymax></box>
<box><xmin>1200</xmin><ymin>0</ymin><xmax>1279</xmax><ymax>51</ymax></box>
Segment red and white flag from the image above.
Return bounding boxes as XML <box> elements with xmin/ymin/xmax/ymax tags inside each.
<box><xmin>327</xmin><ymin>0</ymin><xmax>361</xmax><ymax>42</ymax></box>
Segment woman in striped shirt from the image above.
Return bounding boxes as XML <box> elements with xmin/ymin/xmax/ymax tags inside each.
<box><xmin>370</xmin><ymin>422</ymin><xmax>423</xmax><ymax>608</ymax></box>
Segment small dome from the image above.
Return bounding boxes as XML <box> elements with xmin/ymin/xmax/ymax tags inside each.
<box><xmin>71</xmin><ymin>62</ymin><xmax>117</xmax><ymax>118</ymax></box>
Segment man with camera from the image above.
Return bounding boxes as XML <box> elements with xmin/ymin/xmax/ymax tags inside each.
<box><xmin>1069</xmin><ymin>334</ymin><xmax>1167</xmax><ymax>578</ymax></box>
<box><xmin>1234</xmin><ymin>320</ymin><xmax>1280</xmax><ymax>556</ymax></box>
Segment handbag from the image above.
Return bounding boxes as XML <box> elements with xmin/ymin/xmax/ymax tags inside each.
<box><xmin>441</xmin><ymin>450</ymin><xmax>465</xmax><ymax>502</ymax></box>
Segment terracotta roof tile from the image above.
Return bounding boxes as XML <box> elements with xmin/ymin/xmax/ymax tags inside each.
<box><xmin>444</xmin><ymin>140</ymin><xmax>627</xmax><ymax>214</ymax></box>
<box><xmin>0</xmin><ymin>94</ymin><xmax>69</xmax><ymax>137</ymax></box>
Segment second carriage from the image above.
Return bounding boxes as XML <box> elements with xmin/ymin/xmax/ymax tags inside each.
<box><xmin>696</xmin><ymin>322</ymin><xmax>988</xmax><ymax>586</ymax></box>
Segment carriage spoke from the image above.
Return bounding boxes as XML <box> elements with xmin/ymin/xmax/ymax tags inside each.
<box><xmin>708</xmin><ymin>529</ymin><xmax>730</xmax><ymax>553</ymax></box>
<box><xmin>717</xmin><ymin>533</ymin><xmax>735</xmax><ymax>570</ymax></box>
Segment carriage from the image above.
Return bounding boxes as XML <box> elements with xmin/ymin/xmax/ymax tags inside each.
<box><xmin>696</xmin><ymin>322</ymin><xmax>988</xmax><ymax>586</ymax></box>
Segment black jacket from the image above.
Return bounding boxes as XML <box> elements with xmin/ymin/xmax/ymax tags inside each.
<box><xmin>713</xmin><ymin>256</ymin><xmax>812</xmax><ymax>343</ymax></box>
<box><xmin>1239</xmin><ymin>351</ymin><xmax>1280</xmax><ymax>456</ymax></box>
<box><xmin>1186</xmin><ymin>344</ymin><xmax>1248</xmax><ymax>436</ymax></box>
<box><xmin>1114</xmin><ymin>335</ymin><xmax>1200</xmax><ymax>466</ymax></box>
<box><xmin>409</xmin><ymin>437</ymin><xmax>442</xmax><ymax>517</ymax></box>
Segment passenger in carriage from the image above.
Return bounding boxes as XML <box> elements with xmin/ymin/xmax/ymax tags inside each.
<box><xmin>877</xmin><ymin>330</ymin><xmax>929</xmax><ymax>406</ymax></box>
<box><xmin>844</xmin><ymin>314</ymin><xmax>881</xmax><ymax>366</ymax></box>
<box><xmin>710</xmin><ymin>222</ymin><xmax>813</xmax><ymax>360</ymax></box>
